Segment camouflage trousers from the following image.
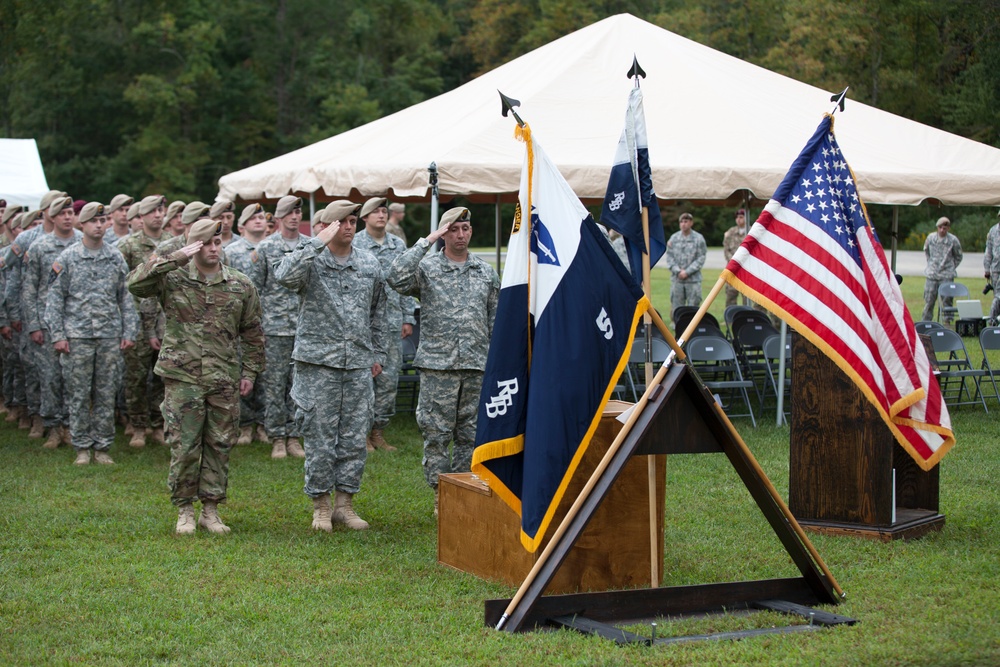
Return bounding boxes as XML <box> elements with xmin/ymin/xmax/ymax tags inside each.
<box><xmin>990</xmin><ymin>272</ymin><xmax>1000</xmax><ymax>323</ymax></box>
<box><xmin>238</xmin><ymin>340</ymin><xmax>265</xmax><ymax>427</ymax></box>
<box><xmin>162</xmin><ymin>377</ymin><xmax>239</xmax><ymax>507</ymax></box>
<box><xmin>922</xmin><ymin>278</ymin><xmax>952</xmax><ymax>322</ymax></box>
<box><xmin>2</xmin><ymin>330</ymin><xmax>26</xmax><ymax>407</ymax></box>
<box><xmin>291</xmin><ymin>362</ymin><xmax>373</xmax><ymax>498</ymax></box>
<box><xmin>415</xmin><ymin>369</ymin><xmax>483</xmax><ymax>489</ymax></box>
<box><xmin>670</xmin><ymin>280</ymin><xmax>702</xmax><ymax>319</ymax></box>
<box><xmin>19</xmin><ymin>330</ymin><xmax>40</xmax><ymax>415</ymax></box>
<box><xmin>372</xmin><ymin>336</ymin><xmax>403</xmax><ymax>430</ymax></box>
<box><xmin>124</xmin><ymin>336</ymin><xmax>163</xmax><ymax>429</ymax></box>
<box><xmin>263</xmin><ymin>335</ymin><xmax>297</xmax><ymax>438</ymax></box>
<box><xmin>37</xmin><ymin>330</ymin><xmax>67</xmax><ymax>427</ymax></box>
<box><xmin>64</xmin><ymin>338</ymin><xmax>121</xmax><ymax>451</ymax></box>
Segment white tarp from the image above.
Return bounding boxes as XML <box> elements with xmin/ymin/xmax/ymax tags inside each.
<box><xmin>218</xmin><ymin>13</ymin><xmax>1000</xmax><ymax>207</ymax></box>
<box><xmin>0</xmin><ymin>139</ymin><xmax>50</xmax><ymax>210</ymax></box>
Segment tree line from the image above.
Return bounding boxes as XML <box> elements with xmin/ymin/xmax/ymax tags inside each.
<box><xmin>2</xmin><ymin>0</ymin><xmax>998</xmax><ymax>246</ymax></box>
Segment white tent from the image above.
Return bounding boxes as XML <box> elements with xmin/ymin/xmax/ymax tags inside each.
<box><xmin>217</xmin><ymin>13</ymin><xmax>1000</xmax><ymax>207</ymax></box>
<box><xmin>1</xmin><ymin>139</ymin><xmax>50</xmax><ymax>210</ymax></box>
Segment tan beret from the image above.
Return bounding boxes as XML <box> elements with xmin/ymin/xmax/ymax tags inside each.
<box><xmin>2</xmin><ymin>205</ymin><xmax>24</xmax><ymax>227</ymax></box>
<box><xmin>126</xmin><ymin>203</ymin><xmax>141</xmax><ymax>221</ymax></box>
<box><xmin>39</xmin><ymin>190</ymin><xmax>68</xmax><ymax>211</ymax></box>
<box><xmin>388</xmin><ymin>202</ymin><xmax>405</xmax><ymax>213</ymax></box>
<box><xmin>440</xmin><ymin>207</ymin><xmax>470</xmax><ymax>226</ymax></box>
<box><xmin>275</xmin><ymin>195</ymin><xmax>302</xmax><ymax>219</ymax></box>
<box><xmin>48</xmin><ymin>196</ymin><xmax>73</xmax><ymax>217</ymax></box>
<box><xmin>139</xmin><ymin>195</ymin><xmax>166</xmax><ymax>216</ymax></box>
<box><xmin>9</xmin><ymin>213</ymin><xmax>23</xmax><ymax>230</ymax></box>
<box><xmin>181</xmin><ymin>201</ymin><xmax>211</xmax><ymax>225</ymax></box>
<box><xmin>165</xmin><ymin>200</ymin><xmax>186</xmax><ymax>222</ymax></box>
<box><xmin>323</xmin><ymin>200</ymin><xmax>362</xmax><ymax>223</ymax></box>
<box><xmin>19</xmin><ymin>210</ymin><xmax>43</xmax><ymax>229</ymax></box>
<box><xmin>108</xmin><ymin>194</ymin><xmax>134</xmax><ymax>213</ymax></box>
<box><xmin>359</xmin><ymin>197</ymin><xmax>387</xmax><ymax>220</ymax></box>
<box><xmin>209</xmin><ymin>199</ymin><xmax>235</xmax><ymax>219</ymax></box>
<box><xmin>188</xmin><ymin>218</ymin><xmax>222</xmax><ymax>244</ymax></box>
<box><xmin>239</xmin><ymin>203</ymin><xmax>263</xmax><ymax>226</ymax></box>
<box><xmin>78</xmin><ymin>202</ymin><xmax>108</xmax><ymax>224</ymax></box>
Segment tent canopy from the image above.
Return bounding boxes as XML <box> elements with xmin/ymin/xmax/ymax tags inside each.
<box><xmin>1</xmin><ymin>139</ymin><xmax>50</xmax><ymax>210</ymax></box>
<box><xmin>218</xmin><ymin>14</ymin><xmax>1000</xmax><ymax>207</ymax></box>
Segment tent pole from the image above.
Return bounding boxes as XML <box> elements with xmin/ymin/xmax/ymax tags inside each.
<box><xmin>495</xmin><ymin>195</ymin><xmax>502</xmax><ymax>273</ymax></box>
<box><xmin>890</xmin><ymin>205</ymin><xmax>899</xmax><ymax>274</ymax></box>
<box><xmin>309</xmin><ymin>193</ymin><xmax>315</xmax><ymax>230</ymax></box>
<box><xmin>428</xmin><ymin>162</ymin><xmax>439</xmax><ymax>234</ymax></box>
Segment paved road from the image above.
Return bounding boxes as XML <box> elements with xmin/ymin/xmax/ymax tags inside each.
<box><xmin>477</xmin><ymin>248</ymin><xmax>988</xmax><ymax>279</ymax></box>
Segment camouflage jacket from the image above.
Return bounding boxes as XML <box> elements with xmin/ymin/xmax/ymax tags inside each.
<box><xmin>666</xmin><ymin>230</ymin><xmax>707</xmax><ymax>282</ymax></box>
<box><xmin>274</xmin><ymin>237</ymin><xmax>388</xmax><ymax>370</ymax></box>
<box><xmin>118</xmin><ymin>230</ymin><xmax>168</xmax><ymax>340</ymax></box>
<box><xmin>386</xmin><ymin>220</ymin><xmax>408</xmax><ymax>246</ymax></box>
<box><xmin>223</xmin><ymin>236</ymin><xmax>266</xmax><ymax>288</ymax></box>
<box><xmin>127</xmin><ymin>250</ymin><xmax>264</xmax><ymax>385</ymax></box>
<box><xmin>722</xmin><ymin>225</ymin><xmax>748</xmax><ymax>263</ymax></box>
<box><xmin>387</xmin><ymin>238</ymin><xmax>499</xmax><ymax>372</ymax></box>
<box><xmin>984</xmin><ymin>223</ymin><xmax>1000</xmax><ymax>277</ymax></box>
<box><xmin>103</xmin><ymin>226</ymin><xmax>132</xmax><ymax>247</ymax></box>
<box><xmin>44</xmin><ymin>242</ymin><xmax>138</xmax><ymax>342</ymax></box>
<box><xmin>254</xmin><ymin>233</ymin><xmax>309</xmax><ymax>336</ymax></box>
<box><xmin>22</xmin><ymin>230</ymin><xmax>82</xmax><ymax>333</ymax></box>
<box><xmin>923</xmin><ymin>231</ymin><xmax>963</xmax><ymax>280</ymax></box>
<box><xmin>4</xmin><ymin>225</ymin><xmax>49</xmax><ymax>323</ymax></box>
<box><xmin>353</xmin><ymin>228</ymin><xmax>417</xmax><ymax>333</ymax></box>
<box><xmin>156</xmin><ymin>232</ymin><xmax>226</xmax><ymax>263</ymax></box>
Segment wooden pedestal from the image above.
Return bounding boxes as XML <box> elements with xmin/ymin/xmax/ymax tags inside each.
<box><xmin>789</xmin><ymin>337</ymin><xmax>944</xmax><ymax>541</ymax></box>
<box><xmin>438</xmin><ymin>401</ymin><xmax>665</xmax><ymax>594</ymax></box>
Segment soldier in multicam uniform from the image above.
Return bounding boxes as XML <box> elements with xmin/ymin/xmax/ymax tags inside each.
<box><xmin>162</xmin><ymin>200</ymin><xmax>186</xmax><ymax>239</ymax></box>
<box><xmin>154</xmin><ymin>200</ymin><xmax>215</xmax><ymax>258</ymax></box>
<box><xmin>921</xmin><ymin>217</ymin><xmax>963</xmax><ymax>323</ymax></box>
<box><xmin>128</xmin><ymin>218</ymin><xmax>264</xmax><ymax>535</ymax></box>
<box><xmin>45</xmin><ymin>203</ymin><xmax>137</xmax><ymax>465</ymax></box>
<box><xmin>227</xmin><ymin>203</ymin><xmax>269</xmax><ymax>445</ymax></box>
<box><xmin>722</xmin><ymin>209</ymin><xmax>748</xmax><ymax>308</ymax></box>
<box><xmin>118</xmin><ymin>195</ymin><xmax>169</xmax><ymax>447</ymax></box>
<box><xmin>255</xmin><ymin>195</ymin><xmax>308</xmax><ymax>459</ymax></box>
<box><xmin>985</xmin><ymin>211</ymin><xmax>1000</xmax><ymax>325</ymax></box>
<box><xmin>353</xmin><ymin>197</ymin><xmax>417</xmax><ymax>452</ymax></box>
<box><xmin>275</xmin><ymin>200</ymin><xmax>387</xmax><ymax>532</ymax></box>
<box><xmin>103</xmin><ymin>194</ymin><xmax>134</xmax><ymax>246</ymax></box>
<box><xmin>0</xmin><ymin>206</ymin><xmax>27</xmax><ymax>424</ymax></box>
<box><xmin>23</xmin><ymin>196</ymin><xmax>84</xmax><ymax>448</ymax></box>
<box><xmin>387</xmin><ymin>207</ymin><xmax>499</xmax><ymax>515</ymax></box>
<box><xmin>210</xmin><ymin>199</ymin><xmax>236</xmax><ymax>247</ymax></box>
<box><xmin>665</xmin><ymin>212</ymin><xmax>707</xmax><ymax>320</ymax></box>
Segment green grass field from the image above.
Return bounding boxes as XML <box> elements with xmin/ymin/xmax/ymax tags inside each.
<box><xmin>1</xmin><ymin>266</ymin><xmax>998</xmax><ymax>665</ymax></box>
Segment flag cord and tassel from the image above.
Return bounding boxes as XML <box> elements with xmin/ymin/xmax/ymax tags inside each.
<box><xmin>673</xmin><ymin>273</ymin><xmax>845</xmax><ymax>599</ymax></box>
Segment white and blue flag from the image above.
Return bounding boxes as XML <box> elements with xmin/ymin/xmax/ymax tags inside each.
<box><xmin>601</xmin><ymin>86</ymin><xmax>665</xmax><ymax>283</ymax></box>
<box><xmin>472</xmin><ymin>125</ymin><xmax>648</xmax><ymax>553</ymax></box>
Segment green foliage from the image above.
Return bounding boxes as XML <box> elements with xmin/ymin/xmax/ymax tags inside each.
<box><xmin>902</xmin><ymin>211</ymin><xmax>998</xmax><ymax>253</ymax></box>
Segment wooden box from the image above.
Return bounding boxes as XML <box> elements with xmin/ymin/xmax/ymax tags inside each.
<box><xmin>437</xmin><ymin>401</ymin><xmax>665</xmax><ymax>594</ymax></box>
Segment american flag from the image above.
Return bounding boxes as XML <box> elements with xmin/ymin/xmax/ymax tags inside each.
<box><xmin>723</xmin><ymin>114</ymin><xmax>954</xmax><ymax>470</ymax></box>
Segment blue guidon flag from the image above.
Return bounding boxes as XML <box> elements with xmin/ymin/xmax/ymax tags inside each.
<box><xmin>601</xmin><ymin>86</ymin><xmax>665</xmax><ymax>284</ymax></box>
<box><xmin>472</xmin><ymin>124</ymin><xmax>648</xmax><ymax>553</ymax></box>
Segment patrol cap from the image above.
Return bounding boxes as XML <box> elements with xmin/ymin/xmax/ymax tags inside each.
<box><xmin>40</xmin><ymin>190</ymin><xmax>68</xmax><ymax>211</ymax></box>
<box><xmin>78</xmin><ymin>202</ymin><xmax>107</xmax><ymax>224</ymax></box>
<box><xmin>20</xmin><ymin>210</ymin><xmax>43</xmax><ymax>229</ymax></box>
<box><xmin>181</xmin><ymin>201</ymin><xmax>211</xmax><ymax>225</ymax></box>
<box><xmin>165</xmin><ymin>200</ymin><xmax>186</xmax><ymax>222</ymax></box>
<box><xmin>139</xmin><ymin>195</ymin><xmax>166</xmax><ymax>216</ymax></box>
<box><xmin>109</xmin><ymin>194</ymin><xmax>134</xmax><ymax>213</ymax></box>
<box><xmin>323</xmin><ymin>200</ymin><xmax>362</xmax><ymax>223</ymax></box>
<box><xmin>188</xmin><ymin>218</ymin><xmax>222</xmax><ymax>244</ymax></box>
<box><xmin>126</xmin><ymin>203</ymin><xmax>141</xmax><ymax>221</ymax></box>
<box><xmin>275</xmin><ymin>195</ymin><xmax>302</xmax><ymax>219</ymax></box>
<box><xmin>388</xmin><ymin>202</ymin><xmax>405</xmax><ymax>214</ymax></box>
<box><xmin>48</xmin><ymin>196</ymin><xmax>73</xmax><ymax>217</ymax></box>
<box><xmin>359</xmin><ymin>197</ymin><xmax>388</xmax><ymax>220</ymax></box>
<box><xmin>239</xmin><ymin>203</ymin><xmax>263</xmax><ymax>227</ymax></box>
<box><xmin>209</xmin><ymin>199</ymin><xmax>235</xmax><ymax>219</ymax></box>
<box><xmin>439</xmin><ymin>207</ymin><xmax>470</xmax><ymax>226</ymax></box>
<box><xmin>2</xmin><ymin>204</ymin><xmax>24</xmax><ymax>227</ymax></box>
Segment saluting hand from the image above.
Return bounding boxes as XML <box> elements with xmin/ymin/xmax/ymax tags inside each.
<box><xmin>180</xmin><ymin>240</ymin><xmax>204</xmax><ymax>257</ymax></box>
<box><xmin>426</xmin><ymin>219</ymin><xmax>452</xmax><ymax>244</ymax></box>
<box><xmin>315</xmin><ymin>219</ymin><xmax>342</xmax><ymax>245</ymax></box>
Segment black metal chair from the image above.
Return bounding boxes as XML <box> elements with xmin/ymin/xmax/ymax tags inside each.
<box><xmin>760</xmin><ymin>334</ymin><xmax>792</xmax><ymax>418</ymax></box>
<box><xmin>978</xmin><ymin>326</ymin><xmax>1000</xmax><ymax>404</ymax></box>
<box><xmin>395</xmin><ymin>335</ymin><xmax>421</xmax><ymax>413</ymax></box>
<box><xmin>686</xmin><ymin>335</ymin><xmax>757</xmax><ymax>427</ymax></box>
<box><xmin>914</xmin><ymin>320</ymin><xmax>946</xmax><ymax>335</ymax></box>
<box><xmin>937</xmin><ymin>282</ymin><xmax>969</xmax><ymax>323</ymax></box>
<box><xmin>927</xmin><ymin>328</ymin><xmax>988</xmax><ymax>411</ymax></box>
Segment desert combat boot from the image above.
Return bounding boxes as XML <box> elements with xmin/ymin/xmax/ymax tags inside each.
<box><xmin>312</xmin><ymin>494</ymin><xmax>333</xmax><ymax>532</ymax></box>
<box><xmin>333</xmin><ymin>491</ymin><xmax>369</xmax><ymax>530</ymax></box>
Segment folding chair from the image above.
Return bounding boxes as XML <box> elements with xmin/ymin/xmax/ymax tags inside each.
<box><xmin>735</xmin><ymin>321</ymin><xmax>779</xmax><ymax>403</ymax></box>
<box><xmin>724</xmin><ymin>304</ymin><xmax>755</xmax><ymax>338</ymax></box>
<box><xmin>914</xmin><ymin>321</ymin><xmax>945</xmax><ymax>335</ymax></box>
<box><xmin>395</xmin><ymin>336</ymin><xmax>421</xmax><ymax>413</ymax></box>
<box><xmin>623</xmin><ymin>336</ymin><xmax>670</xmax><ymax>401</ymax></box>
<box><xmin>979</xmin><ymin>326</ymin><xmax>1000</xmax><ymax>404</ymax></box>
<box><xmin>688</xmin><ymin>323</ymin><xmax>726</xmax><ymax>339</ymax></box>
<box><xmin>686</xmin><ymin>336</ymin><xmax>757</xmax><ymax>426</ymax></box>
<box><xmin>937</xmin><ymin>281</ymin><xmax>970</xmax><ymax>323</ymax></box>
<box><xmin>672</xmin><ymin>305</ymin><xmax>699</xmax><ymax>325</ymax></box>
<box><xmin>927</xmin><ymin>328</ymin><xmax>989</xmax><ymax>411</ymax></box>
<box><xmin>730</xmin><ymin>310</ymin><xmax>773</xmax><ymax>343</ymax></box>
<box><xmin>675</xmin><ymin>310</ymin><xmax>720</xmax><ymax>336</ymax></box>
<box><xmin>761</xmin><ymin>334</ymin><xmax>792</xmax><ymax>418</ymax></box>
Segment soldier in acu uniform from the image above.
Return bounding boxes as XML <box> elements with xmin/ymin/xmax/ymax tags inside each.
<box><xmin>103</xmin><ymin>194</ymin><xmax>134</xmax><ymax>245</ymax></box>
<box><xmin>665</xmin><ymin>212</ymin><xmax>707</xmax><ymax>320</ymax></box>
<box><xmin>353</xmin><ymin>197</ymin><xmax>417</xmax><ymax>452</ymax></box>
<box><xmin>922</xmin><ymin>217</ymin><xmax>963</xmax><ymax>323</ymax></box>
<box><xmin>387</xmin><ymin>207</ymin><xmax>499</xmax><ymax>515</ymax></box>
<box><xmin>985</xmin><ymin>211</ymin><xmax>1000</xmax><ymax>325</ymax></box>
<box><xmin>128</xmin><ymin>218</ymin><xmax>264</xmax><ymax>535</ymax></box>
<box><xmin>275</xmin><ymin>200</ymin><xmax>387</xmax><ymax>532</ymax></box>
<box><xmin>46</xmin><ymin>203</ymin><xmax>137</xmax><ymax>465</ymax></box>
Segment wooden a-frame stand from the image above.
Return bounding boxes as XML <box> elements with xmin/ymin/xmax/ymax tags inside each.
<box><xmin>485</xmin><ymin>362</ymin><xmax>856</xmax><ymax>643</ymax></box>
